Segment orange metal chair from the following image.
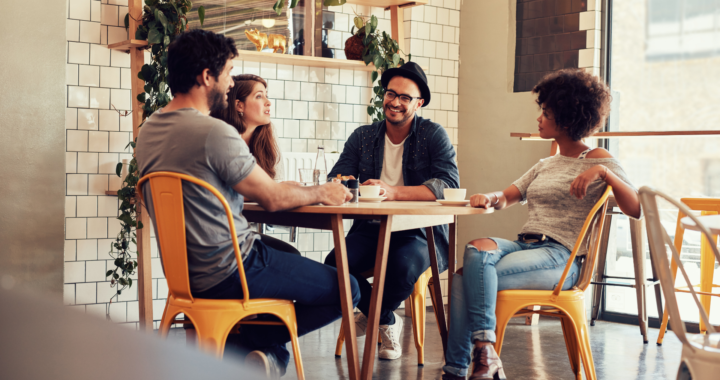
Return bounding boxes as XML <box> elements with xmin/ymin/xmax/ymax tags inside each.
<box><xmin>137</xmin><ymin>171</ymin><xmax>305</xmax><ymax>380</ymax></box>
<box><xmin>657</xmin><ymin>198</ymin><xmax>720</xmax><ymax>345</ymax></box>
<box><xmin>493</xmin><ymin>186</ymin><xmax>612</xmax><ymax>380</ymax></box>
<box><xmin>333</xmin><ymin>267</ymin><xmax>442</xmax><ymax>366</ymax></box>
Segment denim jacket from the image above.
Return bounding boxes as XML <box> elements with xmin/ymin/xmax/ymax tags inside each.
<box><xmin>329</xmin><ymin>115</ymin><xmax>460</xmax><ymax>273</ymax></box>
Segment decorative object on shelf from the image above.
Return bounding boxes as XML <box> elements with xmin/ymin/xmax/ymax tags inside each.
<box><xmin>106</xmin><ymin>0</ymin><xmax>205</xmax><ymax>308</ymax></box>
<box><xmin>350</xmin><ymin>14</ymin><xmax>411</xmax><ymax>122</ymax></box>
<box><xmin>272</xmin><ymin>0</ymin><xmax>347</xmax><ymax>16</ymax></box>
<box><xmin>245</xmin><ymin>28</ymin><xmax>287</xmax><ymax>54</ymax></box>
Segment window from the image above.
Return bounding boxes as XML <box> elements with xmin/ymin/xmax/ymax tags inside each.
<box><xmin>604</xmin><ymin>0</ymin><xmax>720</xmax><ymax>324</ymax></box>
<box><xmin>646</xmin><ymin>0</ymin><xmax>720</xmax><ymax>61</ymax></box>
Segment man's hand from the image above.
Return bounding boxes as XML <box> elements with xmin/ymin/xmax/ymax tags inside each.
<box><xmin>320</xmin><ymin>183</ymin><xmax>353</xmax><ymax>205</ymax></box>
<box><xmin>570</xmin><ymin>165</ymin><xmax>608</xmax><ymax>199</ymax></box>
<box><xmin>361</xmin><ymin>179</ymin><xmax>396</xmax><ymax>200</ymax></box>
<box><xmin>470</xmin><ymin>193</ymin><xmax>492</xmax><ymax>208</ymax></box>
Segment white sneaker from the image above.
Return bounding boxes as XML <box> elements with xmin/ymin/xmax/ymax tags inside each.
<box><xmin>354</xmin><ymin>312</ymin><xmax>368</xmax><ymax>337</ymax></box>
<box><xmin>378</xmin><ymin>312</ymin><xmax>403</xmax><ymax>360</ymax></box>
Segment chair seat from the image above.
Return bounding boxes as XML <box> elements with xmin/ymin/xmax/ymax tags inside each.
<box><xmin>497</xmin><ymin>288</ymin><xmax>585</xmax><ymax>303</ymax></box>
<box><xmin>169</xmin><ymin>296</ymin><xmax>295</xmax><ymax>311</ymax></box>
<box><xmin>689</xmin><ymin>333</ymin><xmax>720</xmax><ymax>350</ymax></box>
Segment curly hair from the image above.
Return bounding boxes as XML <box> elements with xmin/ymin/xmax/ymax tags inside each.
<box><xmin>167</xmin><ymin>29</ymin><xmax>238</xmax><ymax>95</ymax></box>
<box><xmin>211</xmin><ymin>75</ymin><xmax>280</xmax><ymax>179</ymax></box>
<box><xmin>532</xmin><ymin>69</ymin><xmax>612</xmax><ymax>141</ymax></box>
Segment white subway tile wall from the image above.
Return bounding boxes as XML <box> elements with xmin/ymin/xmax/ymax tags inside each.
<box><xmin>64</xmin><ymin>1</ymin><xmax>459</xmax><ymax>326</ymax></box>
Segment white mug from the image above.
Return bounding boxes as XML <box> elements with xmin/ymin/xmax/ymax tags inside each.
<box><xmin>359</xmin><ymin>185</ymin><xmax>387</xmax><ymax>198</ymax></box>
<box><xmin>443</xmin><ymin>188</ymin><xmax>467</xmax><ymax>201</ymax></box>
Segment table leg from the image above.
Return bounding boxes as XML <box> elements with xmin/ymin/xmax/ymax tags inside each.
<box><xmin>426</xmin><ymin>227</ymin><xmax>448</xmax><ymax>353</ymax></box>
<box><xmin>330</xmin><ymin>214</ymin><xmax>360</xmax><ymax>380</ymax></box>
<box><xmin>360</xmin><ymin>215</ymin><xmax>393</xmax><ymax>380</ymax></box>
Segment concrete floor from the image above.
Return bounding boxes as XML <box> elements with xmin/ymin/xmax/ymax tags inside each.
<box><xmin>169</xmin><ymin>310</ymin><xmax>683</xmax><ymax>380</ymax></box>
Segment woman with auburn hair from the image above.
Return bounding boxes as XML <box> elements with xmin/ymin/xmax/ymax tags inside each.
<box><xmin>442</xmin><ymin>69</ymin><xmax>642</xmax><ymax>380</ymax></box>
<box><xmin>211</xmin><ymin>74</ymin><xmax>282</xmax><ymax>180</ymax></box>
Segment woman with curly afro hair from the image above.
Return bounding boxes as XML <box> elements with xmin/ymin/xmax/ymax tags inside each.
<box><xmin>442</xmin><ymin>69</ymin><xmax>641</xmax><ymax>380</ymax></box>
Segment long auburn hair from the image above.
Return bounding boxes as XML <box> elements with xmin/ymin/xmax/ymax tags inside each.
<box><xmin>211</xmin><ymin>74</ymin><xmax>279</xmax><ymax>179</ymax></box>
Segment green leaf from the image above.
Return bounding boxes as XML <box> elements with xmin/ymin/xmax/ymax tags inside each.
<box><xmin>128</xmin><ymin>278</ymin><xmax>133</xmax><ymax>288</ymax></box>
<box><xmin>135</xmin><ymin>25</ymin><xmax>148</xmax><ymax>40</ymax></box>
<box><xmin>156</xmin><ymin>9</ymin><xmax>168</xmax><ymax>29</ymax></box>
<box><xmin>392</xmin><ymin>53</ymin><xmax>400</xmax><ymax>67</ymax></box>
<box><xmin>371</xmin><ymin>71</ymin><xmax>378</xmax><ymax>83</ymax></box>
<box><xmin>137</xmin><ymin>93</ymin><xmax>146</xmax><ymax>102</ymax></box>
<box><xmin>106</xmin><ymin>270</ymin><xmax>114</xmax><ymax>277</ymax></box>
<box><xmin>113</xmin><ymin>273</ymin><xmax>119</xmax><ymax>280</ymax></box>
<box><xmin>373</xmin><ymin>54</ymin><xmax>384</xmax><ymax>69</ymax></box>
<box><xmin>290</xmin><ymin>0</ymin><xmax>300</xmax><ymax>8</ymax></box>
<box><xmin>370</xmin><ymin>15</ymin><xmax>378</xmax><ymax>33</ymax></box>
<box><xmin>374</xmin><ymin>101</ymin><xmax>383</xmax><ymax>108</ymax></box>
<box><xmin>163</xmin><ymin>35</ymin><xmax>170</xmax><ymax>47</ymax></box>
<box><xmin>272</xmin><ymin>0</ymin><xmax>285</xmax><ymax>16</ymax></box>
<box><xmin>124</xmin><ymin>14</ymin><xmax>130</xmax><ymax>30</ymax></box>
<box><xmin>367</xmin><ymin>106</ymin><xmax>374</xmax><ymax>115</ymax></box>
<box><xmin>116</xmin><ymin>162</ymin><xmax>123</xmax><ymax>177</ymax></box>
<box><xmin>324</xmin><ymin>0</ymin><xmax>346</xmax><ymax>6</ymax></box>
<box><xmin>148</xmin><ymin>27</ymin><xmax>163</xmax><ymax>44</ymax></box>
<box><xmin>354</xmin><ymin>17</ymin><xmax>363</xmax><ymax>31</ymax></box>
<box><xmin>198</xmin><ymin>6</ymin><xmax>205</xmax><ymax>26</ymax></box>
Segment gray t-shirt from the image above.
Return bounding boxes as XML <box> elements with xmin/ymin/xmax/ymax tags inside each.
<box><xmin>136</xmin><ymin>108</ymin><xmax>259</xmax><ymax>293</ymax></box>
<box><xmin>512</xmin><ymin>154</ymin><xmax>637</xmax><ymax>255</ymax></box>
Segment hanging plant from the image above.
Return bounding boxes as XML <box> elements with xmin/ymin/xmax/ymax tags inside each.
<box><xmin>350</xmin><ymin>14</ymin><xmax>410</xmax><ymax>122</ymax></box>
<box><xmin>272</xmin><ymin>0</ymin><xmax>347</xmax><ymax>16</ymax></box>
<box><xmin>106</xmin><ymin>0</ymin><xmax>205</xmax><ymax>309</ymax></box>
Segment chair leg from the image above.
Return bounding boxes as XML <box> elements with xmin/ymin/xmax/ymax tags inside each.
<box><xmin>492</xmin><ymin>303</ymin><xmax>518</xmax><ymax>356</ymax></box>
<box><xmin>630</xmin><ymin>218</ymin><xmax>649</xmax><ymax>343</ymax></box>
<box><xmin>560</xmin><ymin>316</ymin><xmax>582</xmax><ymax>380</ymax></box>
<box><xmin>657</xmin><ymin>258</ymin><xmax>679</xmax><ymax>345</ymax></box>
<box><xmin>564</xmin><ymin>302</ymin><xmax>597</xmax><ymax>380</ymax></box>
<box><xmin>647</xmin><ymin>243</ymin><xmax>665</xmax><ymax>320</ymax></box>
<box><xmin>591</xmin><ymin>216</ymin><xmax>612</xmax><ymax>326</ymax></box>
<box><xmin>335</xmin><ymin>323</ymin><xmax>345</xmax><ymax>358</ymax></box>
<box><xmin>409</xmin><ymin>283</ymin><xmax>428</xmax><ymax>366</ymax></box>
<box><xmin>284</xmin><ymin>319</ymin><xmax>305</xmax><ymax>380</ymax></box>
<box><xmin>698</xmin><ymin>219</ymin><xmax>717</xmax><ymax>333</ymax></box>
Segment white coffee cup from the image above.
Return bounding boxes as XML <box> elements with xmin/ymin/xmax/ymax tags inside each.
<box><xmin>443</xmin><ymin>188</ymin><xmax>467</xmax><ymax>201</ymax></box>
<box><xmin>359</xmin><ymin>185</ymin><xmax>387</xmax><ymax>198</ymax></box>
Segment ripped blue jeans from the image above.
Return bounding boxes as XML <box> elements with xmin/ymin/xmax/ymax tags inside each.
<box><xmin>443</xmin><ymin>237</ymin><xmax>581</xmax><ymax>377</ymax></box>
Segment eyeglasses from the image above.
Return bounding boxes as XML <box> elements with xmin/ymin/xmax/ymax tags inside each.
<box><xmin>384</xmin><ymin>90</ymin><xmax>421</xmax><ymax>106</ymax></box>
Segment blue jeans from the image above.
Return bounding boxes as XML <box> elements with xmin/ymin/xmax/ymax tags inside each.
<box><xmin>443</xmin><ymin>238</ymin><xmax>581</xmax><ymax>377</ymax></box>
<box><xmin>324</xmin><ymin>221</ymin><xmax>431</xmax><ymax>325</ymax></box>
<box><xmin>196</xmin><ymin>238</ymin><xmax>361</xmax><ymax>369</ymax></box>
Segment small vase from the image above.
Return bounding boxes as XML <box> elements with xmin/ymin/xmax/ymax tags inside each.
<box><xmin>345</xmin><ymin>34</ymin><xmax>364</xmax><ymax>61</ymax></box>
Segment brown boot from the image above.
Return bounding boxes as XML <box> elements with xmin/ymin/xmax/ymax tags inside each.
<box><xmin>468</xmin><ymin>344</ymin><xmax>506</xmax><ymax>380</ymax></box>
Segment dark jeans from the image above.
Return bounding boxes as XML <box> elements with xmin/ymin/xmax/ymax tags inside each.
<box><xmin>324</xmin><ymin>222</ymin><xmax>431</xmax><ymax>325</ymax></box>
<box><xmin>195</xmin><ymin>237</ymin><xmax>361</xmax><ymax>368</ymax></box>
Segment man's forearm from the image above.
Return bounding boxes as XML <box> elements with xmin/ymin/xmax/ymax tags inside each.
<box><xmin>395</xmin><ymin>185</ymin><xmax>437</xmax><ymax>201</ymax></box>
<box><xmin>260</xmin><ymin>184</ymin><xmax>323</xmax><ymax>212</ymax></box>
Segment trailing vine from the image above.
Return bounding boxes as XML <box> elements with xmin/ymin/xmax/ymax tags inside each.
<box><xmin>106</xmin><ymin>0</ymin><xmax>205</xmax><ymax>306</ymax></box>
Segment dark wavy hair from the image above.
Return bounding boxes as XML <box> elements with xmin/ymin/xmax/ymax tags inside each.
<box><xmin>167</xmin><ymin>29</ymin><xmax>238</xmax><ymax>95</ymax></box>
<box><xmin>532</xmin><ymin>69</ymin><xmax>612</xmax><ymax>141</ymax></box>
<box><xmin>211</xmin><ymin>75</ymin><xmax>280</xmax><ymax>179</ymax></box>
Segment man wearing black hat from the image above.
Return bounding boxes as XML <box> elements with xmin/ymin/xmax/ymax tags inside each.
<box><xmin>326</xmin><ymin>62</ymin><xmax>460</xmax><ymax>360</ymax></box>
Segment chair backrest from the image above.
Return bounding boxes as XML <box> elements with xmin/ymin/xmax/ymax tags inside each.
<box><xmin>639</xmin><ymin>187</ymin><xmax>719</xmax><ymax>350</ymax></box>
<box><xmin>553</xmin><ymin>186</ymin><xmax>612</xmax><ymax>297</ymax></box>
<box><xmin>137</xmin><ymin>172</ymin><xmax>250</xmax><ymax>304</ymax></box>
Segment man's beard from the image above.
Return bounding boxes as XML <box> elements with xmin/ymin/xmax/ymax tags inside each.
<box><xmin>208</xmin><ymin>84</ymin><xmax>228</xmax><ymax>113</ymax></box>
<box><xmin>384</xmin><ymin>104</ymin><xmax>413</xmax><ymax>126</ymax></box>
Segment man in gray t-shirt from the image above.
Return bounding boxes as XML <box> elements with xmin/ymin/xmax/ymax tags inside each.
<box><xmin>135</xmin><ymin>30</ymin><xmax>357</xmax><ymax>377</ymax></box>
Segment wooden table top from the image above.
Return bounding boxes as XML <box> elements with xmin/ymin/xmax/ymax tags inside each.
<box><xmin>681</xmin><ymin>215</ymin><xmax>720</xmax><ymax>234</ymax></box>
<box><xmin>243</xmin><ymin>200</ymin><xmax>495</xmax><ymax>216</ymax></box>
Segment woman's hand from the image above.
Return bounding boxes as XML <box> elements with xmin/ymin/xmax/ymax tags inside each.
<box><xmin>570</xmin><ymin>165</ymin><xmax>608</xmax><ymax>199</ymax></box>
<box><xmin>470</xmin><ymin>193</ymin><xmax>492</xmax><ymax>208</ymax></box>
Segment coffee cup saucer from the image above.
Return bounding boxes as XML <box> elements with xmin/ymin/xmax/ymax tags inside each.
<box><xmin>436</xmin><ymin>199</ymin><xmax>470</xmax><ymax>206</ymax></box>
<box><xmin>359</xmin><ymin>196</ymin><xmax>387</xmax><ymax>203</ymax></box>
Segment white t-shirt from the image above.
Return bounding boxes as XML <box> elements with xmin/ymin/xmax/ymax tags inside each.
<box><xmin>379</xmin><ymin>133</ymin><xmax>407</xmax><ymax>186</ymax></box>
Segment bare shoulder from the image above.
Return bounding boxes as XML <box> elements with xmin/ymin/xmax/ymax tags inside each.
<box><xmin>585</xmin><ymin>147</ymin><xmax>614</xmax><ymax>159</ymax></box>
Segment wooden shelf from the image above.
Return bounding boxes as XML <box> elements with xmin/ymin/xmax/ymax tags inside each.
<box><xmin>234</xmin><ymin>50</ymin><xmax>376</xmax><ymax>71</ymax></box>
<box><xmin>511</xmin><ymin>130</ymin><xmax>720</xmax><ymax>141</ymax></box>
<box><xmin>108</xmin><ymin>39</ymin><xmax>148</xmax><ymax>51</ymax></box>
<box><xmin>105</xmin><ymin>190</ymin><xmax>118</xmax><ymax>196</ymax></box>
<box><xmin>346</xmin><ymin>0</ymin><xmax>428</xmax><ymax>10</ymax></box>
